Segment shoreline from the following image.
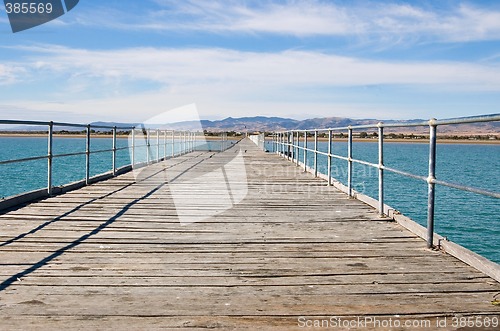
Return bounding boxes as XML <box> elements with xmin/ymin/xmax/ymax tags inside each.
<box><xmin>0</xmin><ymin>133</ymin><xmax>498</xmax><ymax>144</ymax></box>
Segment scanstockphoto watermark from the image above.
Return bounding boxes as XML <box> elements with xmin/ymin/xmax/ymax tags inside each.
<box><xmin>249</xmin><ymin>160</ymin><xmax>376</xmax><ymax>197</ymax></box>
<box><xmin>3</xmin><ymin>0</ymin><xmax>79</xmax><ymax>33</ymax></box>
<box><xmin>129</xmin><ymin>104</ymin><xmax>249</xmax><ymax>226</ymax></box>
<box><xmin>297</xmin><ymin>316</ymin><xmax>499</xmax><ymax>329</ymax></box>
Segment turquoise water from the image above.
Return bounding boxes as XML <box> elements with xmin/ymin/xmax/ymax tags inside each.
<box><xmin>0</xmin><ymin>137</ymin><xmax>498</xmax><ymax>263</ymax></box>
<box><xmin>0</xmin><ymin>136</ymin><xmax>226</xmax><ymax>198</ymax></box>
<box><xmin>266</xmin><ymin>140</ymin><xmax>499</xmax><ymax>263</ymax></box>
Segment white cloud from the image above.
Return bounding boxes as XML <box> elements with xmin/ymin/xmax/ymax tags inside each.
<box><xmin>72</xmin><ymin>1</ymin><xmax>500</xmax><ymax>43</ymax></box>
<box><xmin>0</xmin><ymin>64</ymin><xmax>26</xmax><ymax>85</ymax></box>
<box><xmin>9</xmin><ymin>45</ymin><xmax>500</xmax><ymax>89</ymax></box>
<box><xmin>1</xmin><ymin>45</ymin><xmax>500</xmax><ymax>122</ymax></box>
<box><xmin>2</xmin><ymin>90</ymin><xmax>413</xmax><ymax>123</ymax></box>
<box><xmin>220</xmin><ymin>1</ymin><xmax>359</xmax><ymax>36</ymax></box>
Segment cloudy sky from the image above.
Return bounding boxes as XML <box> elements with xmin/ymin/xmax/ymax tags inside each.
<box><xmin>1</xmin><ymin>0</ymin><xmax>500</xmax><ymax>123</ymax></box>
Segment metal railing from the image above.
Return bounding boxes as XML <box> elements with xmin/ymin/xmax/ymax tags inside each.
<box><xmin>249</xmin><ymin>133</ymin><xmax>265</xmax><ymax>150</ymax></box>
<box><xmin>272</xmin><ymin>114</ymin><xmax>500</xmax><ymax>249</ymax></box>
<box><xmin>0</xmin><ymin>120</ymin><xmax>205</xmax><ymax>201</ymax></box>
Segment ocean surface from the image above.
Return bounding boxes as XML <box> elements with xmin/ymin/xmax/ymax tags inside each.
<box><xmin>0</xmin><ymin>136</ymin><xmax>498</xmax><ymax>263</ymax></box>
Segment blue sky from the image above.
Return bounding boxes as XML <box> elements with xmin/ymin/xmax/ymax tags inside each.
<box><xmin>1</xmin><ymin>0</ymin><xmax>500</xmax><ymax>123</ymax></box>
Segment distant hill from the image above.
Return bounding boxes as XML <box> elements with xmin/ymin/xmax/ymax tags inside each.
<box><xmin>1</xmin><ymin>116</ymin><xmax>498</xmax><ymax>135</ymax></box>
<box><xmin>166</xmin><ymin>116</ymin><xmax>499</xmax><ymax>135</ymax></box>
<box><xmin>90</xmin><ymin>121</ymin><xmax>139</xmax><ymax>129</ymax></box>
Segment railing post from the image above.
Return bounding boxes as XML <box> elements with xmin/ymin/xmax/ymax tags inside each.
<box><xmin>277</xmin><ymin>133</ymin><xmax>280</xmax><ymax>155</ymax></box>
<box><xmin>47</xmin><ymin>121</ymin><xmax>53</xmax><ymax>196</ymax></box>
<box><xmin>274</xmin><ymin>133</ymin><xmax>279</xmax><ymax>154</ymax></box>
<box><xmin>172</xmin><ymin>130</ymin><xmax>175</xmax><ymax>157</ymax></box>
<box><xmin>287</xmin><ymin>132</ymin><xmax>291</xmax><ymax>160</ymax></box>
<box><xmin>281</xmin><ymin>132</ymin><xmax>285</xmax><ymax>157</ymax></box>
<box><xmin>303</xmin><ymin>132</ymin><xmax>307</xmax><ymax>171</ymax></box>
<box><xmin>378</xmin><ymin>123</ymin><xmax>384</xmax><ymax>216</ymax></box>
<box><xmin>112</xmin><ymin>126</ymin><xmax>117</xmax><ymax>176</ymax></box>
<box><xmin>328</xmin><ymin>130</ymin><xmax>332</xmax><ymax>186</ymax></box>
<box><xmin>295</xmin><ymin>132</ymin><xmax>299</xmax><ymax>166</ymax></box>
<box><xmin>194</xmin><ymin>132</ymin><xmax>196</xmax><ymax>152</ymax></box>
<box><xmin>179</xmin><ymin>131</ymin><xmax>184</xmax><ymax>155</ymax></box>
<box><xmin>314</xmin><ymin>130</ymin><xmax>318</xmax><ymax>177</ymax></box>
<box><xmin>189</xmin><ymin>132</ymin><xmax>192</xmax><ymax>152</ymax></box>
<box><xmin>276</xmin><ymin>133</ymin><xmax>279</xmax><ymax>155</ymax></box>
<box><xmin>188</xmin><ymin>132</ymin><xmax>192</xmax><ymax>152</ymax></box>
<box><xmin>164</xmin><ymin>130</ymin><xmax>167</xmax><ymax>159</ymax></box>
<box><xmin>178</xmin><ymin>131</ymin><xmax>182</xmax><ymax>155</ymax></box>
<box><xmin>220</xmin><ymin>132</ymin><xmax>223</xmax><ymax>152</ymax></box>
<box><xmin>86</xmin><ymin>124</ymin><xmax>91</xmax><ymax>185</ymax></box>
<box><xmin>281</xmin><ymin>133</ymin><xmax>284</xmax><ymax>157</ymax></box>
<box><xmin>427</xmin><ymin>119</ymin><xmax>438</xmax><ymax>249</ymax></box>
<box><xmin>184</xmin><ymin>131</ymin><xmax>187</xmax><ymax>154</ymax></box>
<box><xmin>273</xmin><ymin>133</ymin><xmax>280</xmax><ymax>154</ymax></box>
<box><xmin>282</xmin><ymin>132</ymin><xmax>286</xmax><ymax>157</ymax></box>
<box><xmin>195</xmin><ymin>132</ymin><xmax>198</xmax><ymax>151</ymax></box>
<box><xmin>146</xmin><ymin>129</ymin><xmax>151</xmax><ymax>164</ymax></box>
<box><xmin>156</xmin><ymin>129</ymin><xmax>160</xmax><ymax>162</ymax></box>
<box><xmin>347</xmin><ymin>127</ymin><xmax>353</xmax><ymax>197</ymax></box>
<box><xmin>131</xmin><ymin>128</ymin><xmax>135</xmax><ymax>167</ymax></box>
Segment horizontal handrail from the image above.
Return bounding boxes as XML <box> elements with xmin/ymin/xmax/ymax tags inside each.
<box><xmin>382</xmin><ymin>165</ymin><xmax>428</xmax><ymax>182</ymax></box>
<box><xmin>0</xmin><ymin>120</ymin><xmax>232</xmax><ymax>204</ymax></box>
<box><xmin>0</xmin><ymin>155</ymin><xmax>47</xmax><ymax>166</ymax></box>
<box><xmin>272</xmin><ymin>113</ymin><xmax>499</xmax><ymax>250</ymax></box>
<box><xmin>0</xmin><ymin>119</ymin><xmax>134</xmax><ymax>130</ymax></box>
<box><xmin>432</xmin><ymin>178</ymin><xmax>500</xmax><ymax>199</ymax></box>
<box><xmin>91</xmin><ymin>148</ymin><xmax>115</xmax><ymax>155</ymax></box>
<box><xmin>53</xmin><ymin>151</ymin><xmax>87</xmax><ymax>159</ymax></box>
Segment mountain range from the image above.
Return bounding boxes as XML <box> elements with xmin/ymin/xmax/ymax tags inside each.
<box><xmin>100</xmin><ymin>116</ymin><xmax>498</xmax><ymax>135</ymax></box>
<box><xmin>2</xmin><ymin>116</ymin><xmax>498</xmax><ymax>135</ymax></box>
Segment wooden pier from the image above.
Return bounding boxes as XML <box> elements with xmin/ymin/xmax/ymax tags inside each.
<box><xmin>0</xmin><ymin>139</ymin><xmax>498</xmax><ymax>330</ymax></box>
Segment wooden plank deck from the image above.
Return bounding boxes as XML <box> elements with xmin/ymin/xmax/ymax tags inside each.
<box><xmin>0</xmin><ymin>139</ymin><xmax>498</xmax><ymax>330</ymax></box>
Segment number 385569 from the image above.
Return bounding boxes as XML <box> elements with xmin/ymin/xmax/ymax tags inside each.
<box><xmin>5</xmin><ymin>2</ymin><xmax>54</xmax><ymax>14</ymax></box>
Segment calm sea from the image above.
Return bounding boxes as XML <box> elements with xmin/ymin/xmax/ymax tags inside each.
<box><xmin>0</xmin><ymin>137</ymin><xmax>498</xmax><ymax>263</ymax></box>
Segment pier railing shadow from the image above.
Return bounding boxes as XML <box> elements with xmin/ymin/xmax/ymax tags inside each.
<box><xmin>0</xmin><ymin>151</ymin><xmax>221</xmax><ymax>292</ymax></box>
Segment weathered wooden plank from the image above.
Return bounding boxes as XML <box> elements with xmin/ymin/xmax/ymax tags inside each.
<box><xmin>1</xmin><ymin>291</ymin><xmax>500</xmax><ymax>316</ymax></box>
<box><xmin>4</xmin><ymin>282</ymin><xmax>499</xmax><ymax>296</ymax></box>
<box><xmin>0</xmin><ymin>139</ymin><xmax>498</xmax><ymax>330</ymax></box>
<box><xmin>3</xmin><ymin>273</ymin><xmax>492</xmax><ymax>288</ymax></box>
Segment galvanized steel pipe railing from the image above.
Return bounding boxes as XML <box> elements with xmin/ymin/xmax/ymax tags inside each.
<box><xmin>0</xmin><ymin>120</ymin><xmax>204</xmax><ymax>200</ymax></box>
<box><xmin>272</xmin><ymin>114</ymin><xmax>500</xmax><ymax>249</ymax></box>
